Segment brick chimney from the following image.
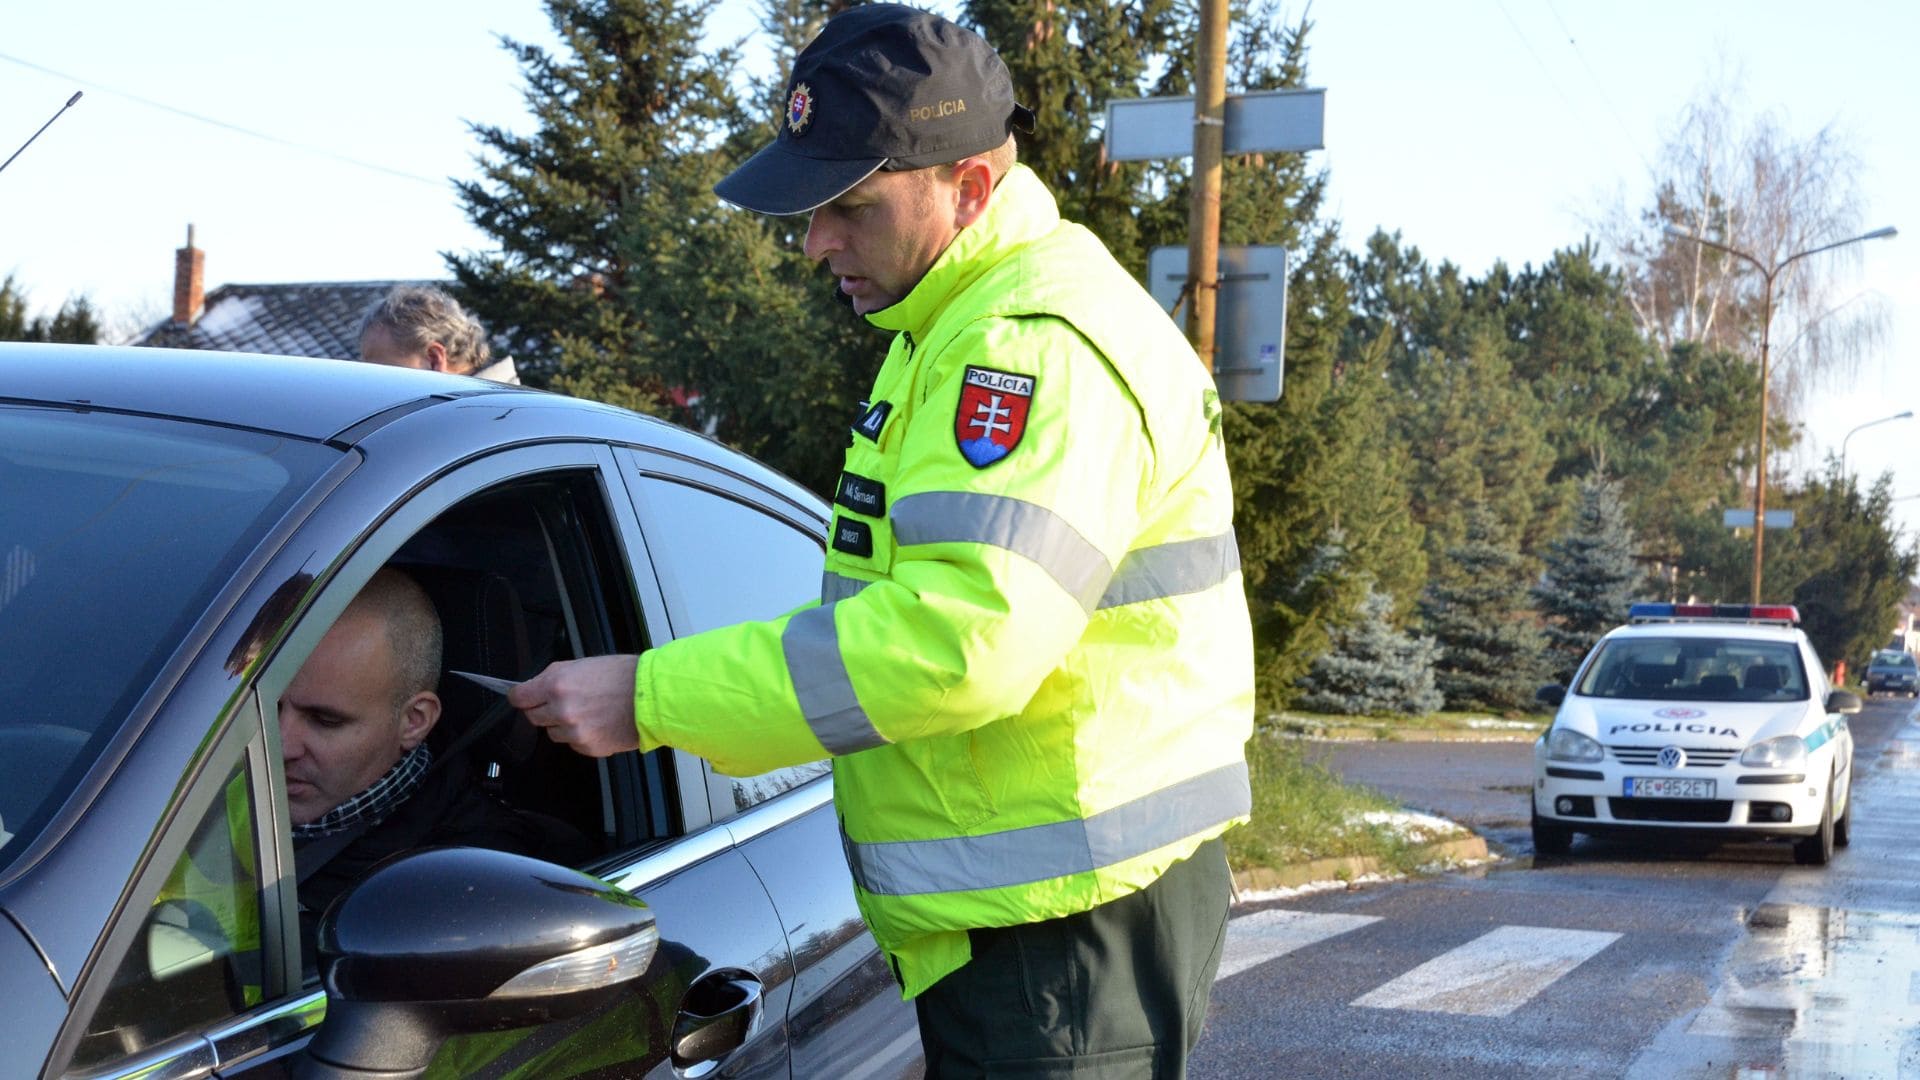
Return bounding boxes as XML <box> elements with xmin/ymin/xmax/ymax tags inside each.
<box><xmin>173</xmin><ymin>224</ymin><xmax>204</xmax><ymax>326</ymax></box>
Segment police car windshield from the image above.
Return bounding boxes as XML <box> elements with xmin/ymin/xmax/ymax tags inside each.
<box><xmin>1576</xmin><ymin>636</ymin><xmax>1808</xmax><ymax>702</ymax></box>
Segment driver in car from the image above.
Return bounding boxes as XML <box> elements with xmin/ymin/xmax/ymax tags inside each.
<box><xmin>277</xmin><ymin>568</ymin><xmax>572</xmax><ymax>953</ymax></box>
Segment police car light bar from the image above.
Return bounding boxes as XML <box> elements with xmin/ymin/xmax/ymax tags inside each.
<box><xmin>1627</xmin><ymin>602</ymin><xmax>1800</xmax><ymax>625</ymax></box>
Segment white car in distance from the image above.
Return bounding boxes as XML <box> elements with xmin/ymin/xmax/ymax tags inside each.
<box><xmin>1532</xmin><ymin>603</ymin><xmax>1860</xmax><ymax>865</ymax></box>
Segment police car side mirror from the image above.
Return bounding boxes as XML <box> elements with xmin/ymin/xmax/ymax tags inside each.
<box><xmin>1535</xmin><ymin>684</ymin><xmax>1566</xmax><ymax>708</ymax></box>
<box><xmin>1826</xmin><ymin>689</ymin><xmax>1863</xmax><ymax>715</ymax></box>
<box><xmin>299</xmin><ymin>847</ymin><xmax>658</xmax><ymax>1080</ymax></box>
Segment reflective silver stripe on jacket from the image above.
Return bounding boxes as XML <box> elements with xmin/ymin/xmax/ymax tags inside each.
<box><xmin>891</xmin><ymin>492</ymin><xmax>1112</xmax><ymax>611</ymax></box>
<box><xmin>821</xmin><ymin>571</ymin><xmax>872</xmax><ymax>604</ymax></box>
<box><xmin>843</xmin><ymin>760</ymin><xmax>1250</xmax><ymax>896</ymax></box>
<box><xmin>781</xmin><ymin>605</ymin><xmax>887</xmax><ymax>755</ymax></box>
<box><xmin>1097</xmin><ymin>532</ymin><xmax>1241</xmax><ymax>610</ymax></box>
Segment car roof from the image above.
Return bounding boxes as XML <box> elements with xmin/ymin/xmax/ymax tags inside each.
<box><xmin>3</xmin><ymin>340</ymin><xmax>829</xmax><ymax>525</ymax></box>
<box><xmin>2</xmin><ymin>342</ymin><xmax>531</xmax><ymax>443</ymax></box>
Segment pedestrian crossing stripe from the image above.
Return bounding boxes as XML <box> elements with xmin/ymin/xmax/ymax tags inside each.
<box><xmin>1349</xmin><ymin>925</ymin><xmax>1621</xmax><ymax>1017</ymax></box>
<box><xmin>1215</xmin><ymin>908</ymin><xmax>1384</xmax><ymax>981</ymax></box>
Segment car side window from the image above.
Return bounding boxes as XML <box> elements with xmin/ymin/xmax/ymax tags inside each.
<box><xmin>71</xmin><ymin>760</ymin><xmax>262</xmax><ymax>1072</ymax></box>
<box><xmin>282</xmin><ymin>470</ymin><xmax>646</xmax><ymax>979</ymax></box>
<box><xmin>637</xmin><ymin>477</ymin><xmax>831</xmax><ymax>809</ymax></box>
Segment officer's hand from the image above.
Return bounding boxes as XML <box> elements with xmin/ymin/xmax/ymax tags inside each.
<box><xmin>510</xmin><ymin>656</ymin><xmax>642</xmax><ymax>758</ymax></box>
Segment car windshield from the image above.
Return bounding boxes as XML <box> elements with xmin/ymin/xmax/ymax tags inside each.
<box><xmin>1575</xmin><ymin>635</ymin><xmax>1809</xmax><ymax>702</ymax></box>
<box><xmin>1871</xmin><ymin>652</ymin><xmax>1915</xmax><ymax>670</ymax></box>
<box><xmin>0</xmin><ymin>405</ymin><xmax>339</xmax><ymax>866</ymax></box>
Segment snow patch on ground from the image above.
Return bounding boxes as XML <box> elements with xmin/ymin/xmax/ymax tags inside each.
<box><xmin>1235</xmin><ymin>872</ymin><xmax>1397</xmax><ymax>904</ymax></box>
<box><xmin>1355</xmin><ymin>809</ymin><xmax>1467</xmax><ymax>841</ymax></box>
<box><xmin>1464</xmin><ymin>717</ymin><xmax>1538</xmax><ymax>730</ymax></box>
<box><xmin>1231</xmin><ymin>809</ymin><xmax>1488</xmax><ymax>905</ymax></box>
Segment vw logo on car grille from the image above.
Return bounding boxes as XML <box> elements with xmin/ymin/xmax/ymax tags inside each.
<box><xmin>1657</xmin><ymin>745</ymin><xmax>1688</xmax><ymax>770</ymax></box>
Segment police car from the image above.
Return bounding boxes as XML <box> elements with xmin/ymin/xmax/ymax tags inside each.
<box><xmin>1532</xmin><ymin>603</ymin><xmax>1860</xmax><ymax>865</ymax></box>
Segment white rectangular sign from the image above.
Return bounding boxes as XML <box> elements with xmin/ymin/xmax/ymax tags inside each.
<box><xmin>1146</xmin><ymin>245</ymin><xmax>1285</xmax><ymax>403</ymax></box>
<box><xmin>1104</xmin><ymin>88</ymin><xmax>1326</xmax><ymax>162</ymax></box>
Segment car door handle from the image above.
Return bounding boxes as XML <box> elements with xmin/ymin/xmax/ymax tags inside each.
<box><xmin>671</xmin><ymin>971</ymin><xmax>764</xmax><ymax>1069</ymax></box>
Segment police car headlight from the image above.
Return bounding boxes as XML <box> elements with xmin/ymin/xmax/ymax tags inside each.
<box><xmin>1546</xmin><ymin>728</ymin><xmax>1604</xmax><ymax>763</ymax></box>
<box><xmin>1740</xmin><ymin>735</ymin><xmax>1808</xmax><ymax>769</ymax></box>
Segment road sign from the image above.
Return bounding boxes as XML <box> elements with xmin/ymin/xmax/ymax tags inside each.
<box><xmin>1146</xmin><ymin>246</ymin><xmax>1285</xmax><ymax>403</ymax></box>
<box><xmin>1104</xmin><ymin>88</ymin><xmax>1325</xmax><ymax>162</ymax></box>
<box><xmin>1723</xmin><ymin>509</ymin><xmax>1796</xmax><ymax>529</ymax></box>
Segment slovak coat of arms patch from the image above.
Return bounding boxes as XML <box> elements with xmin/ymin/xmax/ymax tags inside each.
<box><xmin>787</xmin><ymin>83</ymin><xmax>814</xmax><ymax>135</ymax></box>
<box><xmin>955</xmin><ymin>366</ymin><xmax>1034</xmax><ymax>468</ymax></box>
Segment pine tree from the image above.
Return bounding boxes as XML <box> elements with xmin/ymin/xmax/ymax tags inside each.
<box><xmin>0</xmin><ymin>276</ymin><xmax>29</xmax><ymax>341</ymax></box>
<box><xmin>1534</xmin><ymin>475</ymin><xmax>1644</xmax><ymax>679</ymax></box>
<box><xmin>1494</xmin><ymin>245</ymin><xmax>1762</xmax><ymax>597</ymax></box>
<box><xmin>1296</xmin><ymin>582</ymin><xmax>1443</xmax><ymax>717</ymax></box>
<box><xmin>1764</xmin><ymin>465</ymin><xmax>1919</xmax><ymax>667</ymax></box>
<box><xmin>1257</xmin><ymin>528</ymin><xmax>1368</xmax><ymax>709</ymax></box>
<box><xmin>1421</xmin><ymin>505</ymin><xmax>1551</xmax><ymax>711</ymax></box>
<box><xmin>962</xmin><ymin>0</ymin><xmax>1182</xmax><ymax>267</ymax></box>
<box><xmin>0</xmin><ymin>276</ymin><xmax>101</xmax><ymax>344</ymax></box>
<box><xmin>450</xmin><ymin>0</ymin><xmax>880</xmax><ymax>496</ymax></box>
<box><xmin>1345</xmin><ymin>232</ymin><xmax>1561</xmax><ymax>568</ymax></box>
<box><xmin>450</xmin><ymin>0</ymin><xmax>744</xmax><ymax>405</ymax></box>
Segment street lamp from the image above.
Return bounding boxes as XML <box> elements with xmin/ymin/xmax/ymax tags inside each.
<box><xmin>1664</xmin><ymin>224</ymin><xmax>1899</xmax><ymax>604</ymax></box>
<box><xmin>1841</xmin><ymin>410</ymin><xmax>1915</xmax><ymax>477</ymax></box>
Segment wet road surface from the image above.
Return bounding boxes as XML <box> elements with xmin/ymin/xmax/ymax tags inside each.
<box><xmin>1193</xmin><ymin>697</ymin><xmax>1919</xmax><ymax>1078</ymax></box>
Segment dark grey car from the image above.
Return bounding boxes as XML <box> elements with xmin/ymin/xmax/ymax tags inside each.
<box><xmin>1865</xmin><ymin>650</ymin><xmax>1918</xmax><ymax>697</ymax></box>
<box><xmin>0</xmin><ymin>344</ymin><xmax>920</xmax><ymax>1078</ymax></box>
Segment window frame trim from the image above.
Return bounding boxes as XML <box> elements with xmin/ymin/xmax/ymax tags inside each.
<box><xmin>49</xmin><ymin>699</ymin><xmax>274</xmax><ymax>1079</ymax></box>
<box><xmin>610</xmin><ymin>447</ymin><xmax>831</xmax><ymax>827</ymax></box>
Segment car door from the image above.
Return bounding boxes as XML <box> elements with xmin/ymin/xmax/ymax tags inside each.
<box><xmin>255</xmin><ymin>441</ymin><xmax>799</xmax><ymax>1079</ymax></box>
<box><xmin>614</xmin><ymin>447</ymin><xmax>923</xmax><ymax>1078</ymax></box>
<box><xmin>42</xmin><ymin>439</ymin><xmax>800</xmax><ymax>1079</ymax></box>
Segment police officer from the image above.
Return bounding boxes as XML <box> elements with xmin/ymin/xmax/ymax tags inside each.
<box><xmin>511</xmin><ymin>5</ymin><xmax>1253</xmax><ymax>1074</ymax></box>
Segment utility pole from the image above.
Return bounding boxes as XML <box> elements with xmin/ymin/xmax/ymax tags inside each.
<box><xmin>1105</xmin><ymin>10</ymin><xmax>1321</xmax><ymax>398</ymax></box>
<box><xmin>1666</xmin><ymin>224</ymin><xmax>1898</xmax><ymax>603</ymax></box>
<box><xmin>1184</xmin><ymin>0</ymin><xmax>1228</xmax><ymax>374</ymax></box>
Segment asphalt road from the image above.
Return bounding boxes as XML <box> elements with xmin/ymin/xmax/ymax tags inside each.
<box><xmin>1192</xmin><ymin>696</ymin><xmax>1919</xmax><ymax>1078</ymax></box>
<box><xmin>1307</xmin><ymin>736</ymin><xmax>1540</xmax><ymax>856</ymax></box>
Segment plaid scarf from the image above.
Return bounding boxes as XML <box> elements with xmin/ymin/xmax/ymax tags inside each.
<box><xmin>292</xmin><ymin>743</ymin><xmax>433</xmax><ymax>840</ymax></box>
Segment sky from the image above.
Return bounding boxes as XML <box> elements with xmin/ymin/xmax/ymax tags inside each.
<box><xmin>3</xmin><ymin>0</ymin><xmax>1916</xmax><ymax>534</ymax></box>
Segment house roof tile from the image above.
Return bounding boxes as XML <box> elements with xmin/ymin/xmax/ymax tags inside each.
<box><xmin>136</xmin><ymin>280</ymin><xmax>442</xmax><ymax>359</ymax></box>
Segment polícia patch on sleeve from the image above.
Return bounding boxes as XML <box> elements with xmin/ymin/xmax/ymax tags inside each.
<box><xmin>954</xmin><ymin>366</ymin><xmax>1034</xmax><ymax>468</ymax></box>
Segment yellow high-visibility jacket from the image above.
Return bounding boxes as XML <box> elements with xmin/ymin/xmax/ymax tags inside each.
<box><xmin>634</xmin><ymin>165</ymin><xmax>1253</xmax><ymax>998</ymax></box>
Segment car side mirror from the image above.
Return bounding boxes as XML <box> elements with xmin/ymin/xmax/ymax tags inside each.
<box><xmin>1535</xmin><ymin>684</ymin><xmax>1566</xmax><ymax>708</ymax></box>
<box><xmin>299</xmin><ymin>847</ymin><xmax>658</xmax><ymax>1080</ymax></box>
<box><xmin>1826</xmin><ymin>689</ymin><xmax>1863</xmax><ymax>715</ymax></box>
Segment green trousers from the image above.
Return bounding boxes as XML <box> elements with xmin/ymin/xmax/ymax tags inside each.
<box><xmin>914</xmin><ymin>838</ymin><xmax>1232</xmax><ymax>1078</ymax></box>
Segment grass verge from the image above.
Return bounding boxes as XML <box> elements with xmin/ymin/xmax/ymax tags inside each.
<box><xmin>1265</xmin><ymin>708</ymin><xmax>1548</xmax><ymax>742</ymax></box>
<box><xmin>1225</xmin><ymin>732</ymin><xmax>1471</xmax><ymax>881</ymax></box>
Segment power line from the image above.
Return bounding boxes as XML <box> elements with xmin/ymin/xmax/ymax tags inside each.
<box><xmin>0</xmin><ymin>51</ymin><xmax>445</xmax><ymax>188</ymax></box>
<box><xmin>1542</xmin><ymin>0</ymin><xmax>1655</xmax><ymax>174</ymax></box>
<box><xmin>1488</xmin><ymin>0</ymin><xmax>1587</xmax><ymax>127</ymax></box>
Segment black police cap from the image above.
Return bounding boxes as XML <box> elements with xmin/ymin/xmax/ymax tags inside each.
<box><xmin>714</xmin><ymin>4</ymin><xmax>1036</xmax><ymax>216</ymax></box>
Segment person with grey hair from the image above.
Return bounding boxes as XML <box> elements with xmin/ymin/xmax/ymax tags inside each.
<box><xmin>357</xmin><ymin>284</ymin><xmax>519</xmax><ymax>384</ymax></box>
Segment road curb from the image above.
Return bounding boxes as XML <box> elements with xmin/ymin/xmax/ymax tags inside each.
<box><xmin>1286</xmin><ymin>728</ymin><xmax>1541</xmax><ymax>744</ymax></box>
<box><xmin>1231</xmin><ymin>835</ymin><xmax>1490</xmax><ymax>896</ymax></box>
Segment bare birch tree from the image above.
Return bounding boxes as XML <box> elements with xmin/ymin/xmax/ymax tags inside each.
<box><xmin>1599</xmin><ymin>80</ymin><xmax>1891</xmax><ymax>411</ymax></box>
